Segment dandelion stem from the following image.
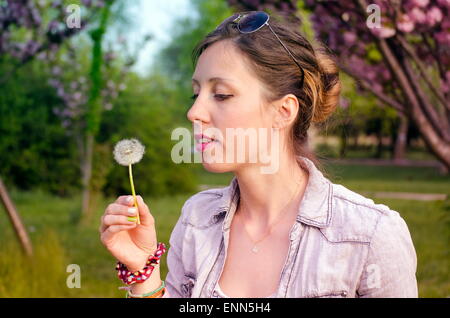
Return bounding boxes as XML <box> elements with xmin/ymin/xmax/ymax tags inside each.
<box><xmin>128</xmin><ymin>164</ymin><xmax>140</xmax><ymax>225</ymax></box>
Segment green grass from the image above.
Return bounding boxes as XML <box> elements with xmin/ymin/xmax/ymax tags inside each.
<box><xmin>324</xmin><ymin>163</ymin><xmax>450</xmax><ymax>195</ymax></box>
<box><xmin>382</xmin><ymin>198</ymin><xmax>450</xmax><ymax>297</ymax></box>
<box><xmin>0</xmin><ymin>189</ymin><xmax>192</xmax><ymax>298</ymax></box>
<box><xmin>0</xmin><ymin>163</ymin><xmax>448</xmax><ymax>297</ymax></box>
<box><xmin>315</xmin><ymin>143</ymin><xmax>438</xmax><ymax>161</ymax></box>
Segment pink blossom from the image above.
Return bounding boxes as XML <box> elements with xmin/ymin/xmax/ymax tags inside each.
<box><xmin>397</xmin><ymin>14</ymin><xmax>415</xmax><ymax>33</ymax></box>
<box><xmin>347</xmin><ymin>55</ymin><xmax>366</xmax><ymax>76</ymax></box>
<box><xmin>437</xmin><ymin>0</ymin><xmax>450</xmax><ymax>8</ymax></box>
<box><xmin>426</xmin><ymin>7</ymin><xmax>443</xmax><ymax>26</ymax></box>
<box><xmin>442</xmin><ymin>19</ymin><xmax>450</xmax><ymax>29</ymax></box>
<box><xmin>73</xmin><ymin>92</ymin><xmax>82</xmax><ymax>101</ymax></box>
<box><xmin>380</xmin><ymin>67</ymin><xmax>391</xmax><ymax>81</ymax></box>
<box><xmin>339</xmin><ymin>96</ymin><xmax>350</xmax><ymax>109</ymax></box>
<box><xmin>371</xmin><ymin>26</ymin><xmax>396</xmax><ymax>38</ymax></box>
<box><xmin>372</xmin><ymin>83</ymin><xmax>383</xmax><ymax>93</ymax></box>
<box><xmin>343</xmin><ymin>31</ymin><xmax>357</xmax><ymax>46</ymax></box>
<box><xmin>411</xmin><ymin>0</ymin><xmax>429</xmax><ymax>7</ymax></box>
<box><xmin>441</xmin><ymin>71</ymin><xmax>450</xmax><ymax>93</ymax></box>
<box><xmin>409</xmin><ymin>7</ymin><xmax>427</xmax><ymax>24</ymax></box>
<box><xmin>366</xmin><ymin>69</ymin><xmax>377</xmax><ymax>81</ymax></box>
<box><xmin>434</xmin><ymin>31</ymin><xmax>450</xmax><ymax>45</ymax></box>
<box><xmin>62</xmin><ymin>120</ymin><xmax>70</xmax><ymax>128</ymax></box>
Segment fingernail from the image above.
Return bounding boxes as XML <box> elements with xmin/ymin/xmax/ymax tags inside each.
<box><xmin>127</xmin><ymin>208</ymin><xmax>137</xmax><ymax>215</ymax></box>
<box><xmin>127</xmin><ymin>216</ymin><xmax>137</xmax><ymax>222</ymax></box>
<box><xmin>127</xmin><ymin>196</ymin><xmax>134</xmax><ymax>203</ymax></box>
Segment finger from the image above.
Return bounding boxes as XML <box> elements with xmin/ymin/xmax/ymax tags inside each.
<box><xmin>103</xmin><ymin>214</ymin><xmax>139</xmax><ymax>228</ymax></box>
<box><xmin>116</xmin><ymin>195</ymin><xmax>135</xmax><ymax>207</ymax></box>
<box><xmin>101</xmin><ymin>203</ymin><xmax>137</xmax><ymax>233</ymax></box>
<box><xmin>99</xmin><ymin>215</ymin><xmax>107</xmax><ymax>233</ymax></box>
<box><xmin>135</xmin><ymin>195</ymin><xmax>155</xmax><ymax>227</ymax></box>
<box><xmin>105</xmin><ymin>203</ymin><xmax>139</xmax><ymax>217</ymax></box>
<box><xmin>101</xmin><ymin>224</ymin><xmax>137</xmax><ymax>242</ymax></box>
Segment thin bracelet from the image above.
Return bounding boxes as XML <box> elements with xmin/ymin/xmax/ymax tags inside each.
<box><xmin>126</xmin><ymin>281</ymin><xmax>166</xmax><ymax>298</ymax></box>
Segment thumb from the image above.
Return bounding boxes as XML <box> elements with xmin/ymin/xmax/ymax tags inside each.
<box><xmin>135</xmin><ymin>195</ymin><xmax>155</xmax><ymax>226</ymax></box>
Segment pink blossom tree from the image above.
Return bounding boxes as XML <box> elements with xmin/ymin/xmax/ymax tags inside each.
<box><xmin>227</xmin><ymin>0</ymin><xmax>450</xmax><ymax>172</ymax></box>
<box><xmin>0</xmin><ymin>0</ymin><xmax>103</xmax><ymax>84</ymax></box>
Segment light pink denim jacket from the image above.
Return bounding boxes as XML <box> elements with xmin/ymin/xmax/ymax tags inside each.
<box><xmin>164</xmin><ymin>156</ymin><xmax>418</xmax><ymax>298</ymax></box>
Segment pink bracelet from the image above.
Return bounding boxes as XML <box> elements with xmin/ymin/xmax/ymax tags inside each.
<box><xmin>116</xmin><ymin>243</ymin><xmax>166</xmax><ymax>285</ymax></box>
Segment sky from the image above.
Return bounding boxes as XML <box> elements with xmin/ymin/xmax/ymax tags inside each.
<box><xmin>124</xmin><ymin>0</ymin><xmax>194</xmax><ymax>74</ymax></box>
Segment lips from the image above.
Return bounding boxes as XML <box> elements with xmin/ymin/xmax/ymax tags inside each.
<box><xmin>194</xmin><ymin>134</ymin><xmax>216</xmax><ymax>152</ymax></box>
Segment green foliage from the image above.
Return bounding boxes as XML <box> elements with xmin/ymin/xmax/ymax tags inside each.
<box><xmin>86</xmin><ymin>0</ymin><xmax>114</xmax><ymax>135</ymax></box>
<box><xmin>0</xmin><ymin>60</ymin><xmax>80</xmax><ymax>196</ymax></box>
<box><xmin>100</xmin><ymin>72</ymin><xmax>197</xmax><ymax>198</ymax></box>
<box><xmin>317</xmin><ymin>72</ymin><xmax>401</xmax><ymax>158</ymax></box>
<box><xmin>0</xmin><ymin>229</ymin><xmax>69</xmax><ymax>297</ymax></box>
<box><xmin>0</xmin><ymin>0</ymin><xmax>208</xmax><ymax>198</ymax></box>
<box><xmin>154</xmin><ymin>0</ymin><xmax>233</xmax><ymax>120</ymax></box>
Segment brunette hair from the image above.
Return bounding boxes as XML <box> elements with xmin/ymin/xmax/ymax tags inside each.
<box><xmin>192</xmin><ymin>12</ymin><xmax>341</xmax><ymax>174</ymax></box>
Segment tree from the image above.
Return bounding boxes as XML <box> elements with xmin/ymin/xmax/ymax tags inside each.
<box><xmin>45</xmin><ymin>1</ymin><xmax>150</xmax><ymax>222</ymax></box>
<box><xmin>154</xmin><ymin>0</ymin><xmax>233</xmax><ymax>122</ymax></box>
<box><xmin>226</xmin><ymin>0</ymin><xmax>450</xmax><ymax>172</ymax></box>
<box><xmin>0</xmin><ymin>0</ymin><xmax>102</xmax><ymax>84</ymax></box>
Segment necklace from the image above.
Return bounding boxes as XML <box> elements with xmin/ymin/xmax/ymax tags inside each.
<box><xmin>239</xmin><ymin>181</ymin><xmax>301</xmax><ymax>254</ymax></box>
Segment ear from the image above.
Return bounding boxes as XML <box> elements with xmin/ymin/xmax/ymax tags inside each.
<box><xmin>272</xmin><ymin>94</ymin><xmax>299</xmax><ymax>130</ymax></box>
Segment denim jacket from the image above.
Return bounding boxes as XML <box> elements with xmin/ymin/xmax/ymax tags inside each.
<box><xmin>164</xmin><ymin>156</ymin><xmax>418</xmax><ymax>298</ymax></box>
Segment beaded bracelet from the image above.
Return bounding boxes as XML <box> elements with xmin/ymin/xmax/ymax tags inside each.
<box><xmin>116</xmin><ymin>242</ymin><xmax>166</xmax><ymax>285</ymax></box>
<box><xmin>126</xmin><ymin>281</ymin><xmax>166</xmax><ymax>298</ymax></box>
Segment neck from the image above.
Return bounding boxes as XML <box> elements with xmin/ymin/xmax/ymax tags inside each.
<box><xmin>234</xmin><ymin>152</ymin><xmax>309</xmax><ymax>228</ymax></box>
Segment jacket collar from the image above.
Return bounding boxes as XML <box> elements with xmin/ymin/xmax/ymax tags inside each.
<box><xmin>213</xmin><ymin>156</ymin><xmax>333</xmax><ymax>230</ymax></box>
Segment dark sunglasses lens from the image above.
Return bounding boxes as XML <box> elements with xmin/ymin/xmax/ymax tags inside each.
<box><xmin>238</xmin><ymin>11</ymin><xmax>269</xmax><ymax>33</ymax></box>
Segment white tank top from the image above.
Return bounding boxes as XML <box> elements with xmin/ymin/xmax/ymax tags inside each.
<box><xmin>213</xmin><ymin>283</ymin><xmax>277</xmax><ymax>298</ymax></box>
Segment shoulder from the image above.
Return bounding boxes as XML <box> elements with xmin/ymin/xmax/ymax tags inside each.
<box><xmin>320</xmin><ymin>183</ymin><xmax>408</xmax><ymax>244</ymax></box>
<box><xmin>179</xmin><ymin>186</ymin><xmax>230</xmax><ymax>229</ymax></box>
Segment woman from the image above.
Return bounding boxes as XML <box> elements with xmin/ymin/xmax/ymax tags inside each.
<box><xmin>100</xmin><ymin>11</ymin><xmax>418</xmax><ymax>298</ymax></box>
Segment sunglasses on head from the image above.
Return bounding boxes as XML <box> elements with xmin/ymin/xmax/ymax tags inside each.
<box><xmin>216</xmin><ymin>11</ymin><xmax>305</xmax><ymax>89</ymax></box>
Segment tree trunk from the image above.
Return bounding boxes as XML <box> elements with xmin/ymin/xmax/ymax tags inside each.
<box><xmin>374</xmin><ymin>39</ymin><xmax>450</xmax><ymax>172</ymax></box>
<box><xmin>339</xmin><ymin>126</ymin><xmax>347</xmax><ymax>158</ymax></box>
<box><xmin>0</xmin><ymin>177</ymin><xmax>33</xmax><ymax>256</ymax></box>
<box><xmin>375</xmin><ymin>130</ymin><xmax>383</xmax><ymax>159</ymax></box>
<box><xmin>80</xmin><ymin>2</ymin><xmax>113</xmax><ymax>223</ymax></box>
<box><xmin>356</xmin><ymin>0</ymin><xmax>450</xmax><ymax>173</ymax></box>
<box><xmin>393</xmin><ymin>114</ymin><xmax>408</xmax><ymax>162</ymax></box>
<box><xmin>352</xmin><ymin>134</ymin><xmax>358</xmax><ymax>148</ymax></box>
<box><xmin>81</xmin><ymin>134</ymin><xmax>94</xmax><ymax>222</ymax></box>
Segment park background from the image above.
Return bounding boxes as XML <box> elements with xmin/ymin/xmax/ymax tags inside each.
<box><xmin>0</xmin><ymin>0</ymin><xmax>449</xmax><ymax>297</ymax></box>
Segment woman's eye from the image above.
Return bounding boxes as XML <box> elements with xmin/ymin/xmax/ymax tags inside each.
<box><xmin>190</xmin><ymin>94</ymin><xmax>233</xmax><ymax>101</ymax></box>
<box><xmin>214</xmin><ymin>94</ymin><xmax>233</xmax><ymax>101</ymax></box>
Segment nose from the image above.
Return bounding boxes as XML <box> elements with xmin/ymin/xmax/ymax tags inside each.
<box><xmin>187</xmin><ymin>95</ymin><xmax>210</xmax><ymax>125</ymax></box>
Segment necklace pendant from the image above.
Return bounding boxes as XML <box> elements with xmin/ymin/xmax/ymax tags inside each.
<box><xmin>251</xmin><ymin>245</ymin><xmax>259</xmax><ymax>253</ymax></box>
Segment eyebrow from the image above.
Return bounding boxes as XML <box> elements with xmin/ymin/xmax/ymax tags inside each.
<box><xmin>191</xmin><ymin>77</ymin><xmax>235</xmax><ymax>85</ymax></box>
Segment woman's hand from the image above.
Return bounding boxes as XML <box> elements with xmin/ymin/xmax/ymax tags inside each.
<box><xmin>100</xmin><ymin>195</ymin><xmax>157</xmax><ymax>272</ymax></box>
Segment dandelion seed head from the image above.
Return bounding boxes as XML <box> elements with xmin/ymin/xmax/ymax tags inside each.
<box><xmin>113</xmin><ymin>138</ymin><xmax>145</xmax><ymax>166</ymax></box>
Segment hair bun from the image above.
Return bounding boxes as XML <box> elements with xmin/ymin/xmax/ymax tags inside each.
<box><xmin>312</xmin><ymin>47</ymin><xmax>341</xmax><ymax>123</ymax></box>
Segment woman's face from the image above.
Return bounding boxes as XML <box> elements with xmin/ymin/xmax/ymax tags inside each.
<box><xmin>188</xmin><ymin>39</ymin><xmax>280</xmax><ymax>174</ymax></box>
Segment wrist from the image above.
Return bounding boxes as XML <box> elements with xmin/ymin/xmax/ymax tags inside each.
<box><xmin>130</xmin><ymin>265</ymin><xmax>162</xmax><ymax>295</ymax></box>
<box><xmin>126</xmin><ymin>245</ymin><xmax>159</xmax><ymax>272</ymax></box>
<box><xmin>126</xmin><ymin>259</ymin><xmax>148</xmax><ymax>273</ymax></box>
<box><xmin>128</xmin><ymin>280</ymin><xmax>166</xmax><ymax>298</ymax></box>
<box><xmin>116</xmin><ymin>243</ymin><xmax>166</xmax><ymax>285</ymax></box>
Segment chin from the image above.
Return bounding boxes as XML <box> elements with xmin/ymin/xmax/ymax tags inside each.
<box><xmin>201</xmin><ymin>161</ymin><xmax>236</xmax><ymax>174</ymax></box>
